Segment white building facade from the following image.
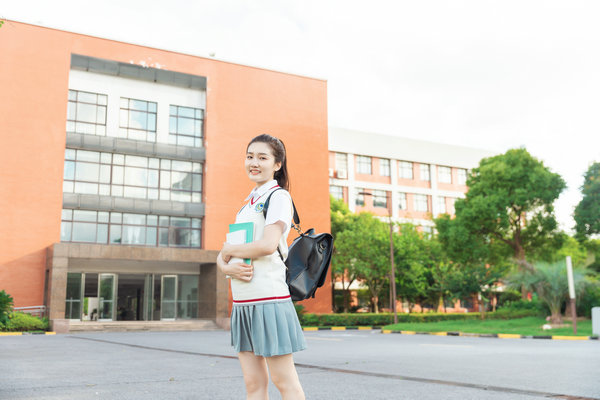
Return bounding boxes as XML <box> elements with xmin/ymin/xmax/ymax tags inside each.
<box><xmin>328</xmin><ymin>127</ymin><xmax>495</xmax><ymax>231</ymax></box>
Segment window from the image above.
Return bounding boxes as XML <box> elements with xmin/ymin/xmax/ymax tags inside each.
<box><xmin>414</xmin><ymin>194</ymin><xmax>429</xmax><ymax>212</ymax></box>
<box><xmin>420</xmin><ymin>164</ymin><xmax>430</xmax><ymax>181</ymax></box>
<box><xmin>330</xmin><ymin>186</ymin><xmax>343</xmax><ymax>200</ymax></box>
<box><xmin>169</xmin><ymin>105</ymin><xmax>204</xmax><ymax>147</ymax></box>
<box><xmin>356</xmin><ymin>156</ymin><xmax>372</xmax><ymax>174</ymax></box>
<box><xmin>60</xmin><ymin>209</ymin><xmax>201</xmax><ymax>248</ymax></box>
<box><xmin>437</xmin><ymin>196</ymin><xmax>446</xmax><ymax>214</ymax></box>
<box><xmin>373</xmin><ymin>190</ymin><xmax>388</xmax><ymax>208</ymax></box>
<box><xmin>379</xmin><ymin>159</ymin><xmax>391</xmax><ymax>177</ymax></box>
<box><xmin>422</xmin><ymin>226</ymin><xmax>433</xmax><ymax>236</ymax></box>
<box><xmin>67</xmin><ymin>90</ymin><xmax>107</xmax><ymax>136</ymax></box>
<box><xmin>355</xmin><ymin>189</ymin><xmax>366</xmax><ymax>206</ymax></box>
<box><xmin>448</xmin><ymin>198</ymin><xmax>456</xmax><ymax>215</ymax></box>
<box><xmin>457</xmin><ymin>168</ymin><xmax>468</xmax><ymax>185</ymax></box>
<box><xmin>63</xmin><ymin>149</ymin><xmax>202</xmax><ymax>202</ymax></box>
<box><xmin>335</xmin><ymin>153</ymin><xmax>348</xmax><ymax>174</ymax></box>
<box><xmin>119</xmin><ymin>97</ymin><xmax>157</xmax><ymax>142</ymax></box>
<box><xmin>398</xmin><ymin>192</ymin><xmax>407</xmax><ymax>210</ymax></box>
<box><xmin>399</xmin><ymin>161</ymin><xmax>413</xmax><ymax>179</ymax></box>
<box><xmin>438</xmin><ymin>166</ymin><xmax>452</xmax><ymax>183</ymax></box>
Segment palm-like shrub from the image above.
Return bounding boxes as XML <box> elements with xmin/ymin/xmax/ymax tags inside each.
<box><xmin>509</xmin><ymin>261</ymin><xmax>588</xmax><ymax>324</ymax></box>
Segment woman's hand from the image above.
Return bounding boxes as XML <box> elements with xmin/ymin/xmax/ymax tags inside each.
<box><xmin>217</xmin><ymin>251</ymin><xmax>253</xmax><ymax>282</ymax></box>
<box><xmin>224</xmin><ymin>262</ymin><xmax>254</xmax><ymax>282</ymax></box>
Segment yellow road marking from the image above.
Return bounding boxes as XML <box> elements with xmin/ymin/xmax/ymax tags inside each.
<box><xmin>497</xmin><ymin>334</ymin><xmax>521</xmax><ymax>339</ymax></box>
<box><xmin>551</xmin><ymin>335</ymin><xmax>589</xmax><ymax>341</ymax></box>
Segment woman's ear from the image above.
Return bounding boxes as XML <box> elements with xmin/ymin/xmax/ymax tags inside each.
<box><xmin>275</xmin><ymin>162</ymin><xmax>282</xmax><ymax>172</ymax></box>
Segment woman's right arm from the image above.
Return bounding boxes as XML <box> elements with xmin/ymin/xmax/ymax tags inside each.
<box><xmin>216</xmin><ymin>251</ymin><xmax>254</xmax><ymax>282</ymax></box>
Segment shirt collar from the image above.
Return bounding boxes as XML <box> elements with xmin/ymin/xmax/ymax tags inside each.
<box><xmin>245</xmin><ymin>179</ymin><xmax>279</xmax><ymax>201</ymax></box>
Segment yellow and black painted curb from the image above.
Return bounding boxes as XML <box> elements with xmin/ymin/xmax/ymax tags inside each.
<box><xmin>302</xmin><ymin>326</ymin><xmax>382</xmax><ymax>331</ymax></box>
<box><xmin>380</xmin><ymin>330</ymin><xmax>599</xmax><ymax>341</ymax></box>
<box><xmin>0</xmin><ymin>332</ymin><xmax>56</xmax><ymax>336</ymax></box>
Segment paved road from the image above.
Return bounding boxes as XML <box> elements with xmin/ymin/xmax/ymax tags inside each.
<box><xmin>1</xmin><ymin>330</ymin><xmax>598</xmax><ymax>399</ymax></box>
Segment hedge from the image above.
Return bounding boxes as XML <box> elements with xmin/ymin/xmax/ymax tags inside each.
<box><xmin>298</xmin><ymin>309</ymin><xmax>541</xmax><ymax>327</ymax></box>
<box><xmin>0</xmin><ymin>312</ymin><xmax>49</xmax><ymax>332</ymax></box>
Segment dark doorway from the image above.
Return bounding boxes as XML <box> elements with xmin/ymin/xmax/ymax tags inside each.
<box><xmin>116</xmin><ymin>274</ymin><xmax>146</xmax><ymax>321</ymax></box>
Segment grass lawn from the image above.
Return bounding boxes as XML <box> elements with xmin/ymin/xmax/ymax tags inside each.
<box><xmin>383</xmin><ymin>317</ymin><xmax>594</xmax><ymax>337</ymax></box>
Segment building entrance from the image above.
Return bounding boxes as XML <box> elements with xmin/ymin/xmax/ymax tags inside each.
<box><xmin>116</xmin><ymin>274</ymin><xmax>148</xmax><ymax>321</ymax></box>
<box><xmin>65</xmin><ymin>272</ymin><xmax>200</xmax><ymax>322</ymax></box>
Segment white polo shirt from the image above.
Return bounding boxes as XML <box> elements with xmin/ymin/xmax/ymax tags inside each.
<box><xmin>229</xmin><ymin>179</ymin><xmax>294</xmax><ymax>306</ymax></box>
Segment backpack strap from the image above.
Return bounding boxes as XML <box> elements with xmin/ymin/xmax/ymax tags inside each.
<box><xmin>263</xmin><ymin>188</ymin><xmax>300</xmax><ymax>228</ymax></box>
<box><xmin>262</xmin><ymin>188</ymin><xmax>300</xmax><ymax>262</ymax></box>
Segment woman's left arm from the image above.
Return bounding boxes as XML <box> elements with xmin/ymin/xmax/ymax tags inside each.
<box><xmin>221</xmin><ymin>221</ymin><xmax>285</xmax><ymax>262</ymax></box>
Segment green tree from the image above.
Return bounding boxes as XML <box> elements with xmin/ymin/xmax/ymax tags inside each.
<box><xmin>447</xmin><ymin>149</ymin><xmax>566</xmax><ymax>299</ymax></box>
<box><xmin>393</xmin><ymin>224</ymin><xmax>445</xmax><ymax>312</ymax></box>
<box><xmin>435</xmin><ymin>214</ymin><xmax>510</xmax><ymax>316</ymax></box>
<box><xmin>334</xmin><ymin>212</ymin><xmax>390</xmax><ymax>313</ymax></box>
<box><xmin>330</xmin><ymin>196</ymin><xmax>358</xmax><ymax>311</ymax></box>
<box><xmin>574</xmin><ymin>162</ymin><xmax>600</xmax><ymax>240</ymax></box>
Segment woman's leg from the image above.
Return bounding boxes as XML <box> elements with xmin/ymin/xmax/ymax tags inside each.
<box><xmin>238</xmin><ymin>351</ymin><xmax>270</xmax><ymax>400</ymax></box>
<box><xmin>265</xmin><ymin>353</ymin><xmax>305</xmax><ymax>400</ymax></box>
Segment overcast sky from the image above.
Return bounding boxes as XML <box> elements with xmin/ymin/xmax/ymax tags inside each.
<box><xmin>4</xmin><ymin>0</ymin><xmax>600</xmax><ymax>232</ymax></box>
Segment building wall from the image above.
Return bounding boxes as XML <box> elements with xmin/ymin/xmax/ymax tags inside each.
<box><xmin>327</xmin><ymin>127</ymin><xmax>494</xmax><ymax>238</ymax></box>
<box><xmin>0</xmin><ymin>21</ymin><xmax>331</xmax><ymax>313</ymax></box>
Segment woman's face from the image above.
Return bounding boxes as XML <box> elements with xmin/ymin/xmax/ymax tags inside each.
<box><xmin>246</xmin><ymin>141</ymin><xmax>281</xmax><ymax>186</ymax></box>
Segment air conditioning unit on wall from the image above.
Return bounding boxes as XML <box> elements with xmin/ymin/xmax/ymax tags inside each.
<box><xmin>336</xmin><ymin>170</ymin><xmax>347</xmax><ymax>179</ymax></box>
<box><xmin>328</xmin><ymin>168</ymin><xmax>334</xmax><ymax>177</ymax></box>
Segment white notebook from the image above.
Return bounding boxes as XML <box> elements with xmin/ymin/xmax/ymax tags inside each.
<box><xmin>225</xmin><ymin>229</ymin><xmax>247</xmax><ymax>268</ymax></box>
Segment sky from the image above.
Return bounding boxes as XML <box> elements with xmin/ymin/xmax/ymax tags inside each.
<box><xmin>3</xmin><ymin>0</ymin><xmax>600</xmax><ymax>232</ymax></box>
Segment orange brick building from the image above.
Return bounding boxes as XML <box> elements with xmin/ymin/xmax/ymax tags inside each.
<box><xmin>0</xmin><ymin>21</ymin><xmax>331</xmax><ymax>332</ymax></box>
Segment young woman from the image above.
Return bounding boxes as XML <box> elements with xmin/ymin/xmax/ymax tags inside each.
<box><xmin>217</xmin><ymin>134</ymin><xmax>306</xmax><ymax>400</ymax></box>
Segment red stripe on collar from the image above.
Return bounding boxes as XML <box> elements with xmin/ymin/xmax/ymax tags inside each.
<box><xmin>250</xmin><ymin>185</ymin><xmax>280</xmax><ymax>205</ymax></box>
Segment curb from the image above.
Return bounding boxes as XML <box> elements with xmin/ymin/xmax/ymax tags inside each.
<box><xmin>302</xmin><ymin>326</ymin><xmax>382</xmax><ymax>331</ymax></box>
<box><xmin>380</xmin><ymin>330</ymin><xmax>599</xmax><ymax>341</ymax></box>
<box><xmin>0</xmin><ymin>332</ymin><xmax>56</xmax><ymax>336</ymax></box>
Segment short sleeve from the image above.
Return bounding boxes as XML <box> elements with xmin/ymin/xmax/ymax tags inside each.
<box><xmin>265</xmin><ymin>190</ymin><xmax>293</xmax><ymax>232</ymax></box>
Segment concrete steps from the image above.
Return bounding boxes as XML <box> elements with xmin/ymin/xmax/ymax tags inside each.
<box><xmin>69</xmin><ymin>319</ymin><xmax>221</xmax><ymax>332</ymax></box>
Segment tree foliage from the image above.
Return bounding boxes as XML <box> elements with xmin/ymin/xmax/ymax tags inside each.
<box><xmin>333</xmin><ymin>212</ymin><xmax>390</xmax><ymax>312</ymax></box>
<box><xmin>451</xmin><ymin>148</ymin><xmax>566</xmax><ymax>268</ymax></box>
<box><xmin>574</xmin><ymin>162</ymin><xmax>600</xmax><ymax>239</ymax></box>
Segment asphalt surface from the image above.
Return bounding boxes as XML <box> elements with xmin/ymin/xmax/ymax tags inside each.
<box><xmin>1</xmin><ymin>330</ymin><xmax>599</xmax><ymax>399</ymax></box>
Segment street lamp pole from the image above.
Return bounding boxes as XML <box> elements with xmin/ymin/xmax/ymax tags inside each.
<box><xmin>359</xmin><ymin>191</ymin><xmax>398</xmax><ymax>324</ymax></box>
<box><xmin>388</xmin><ymin>214</ymin><xmax>398</xmax><ymax>324</ymax></box>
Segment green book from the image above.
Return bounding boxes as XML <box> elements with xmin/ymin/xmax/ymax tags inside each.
<box><xmin>227</xmin><ymin>222</ymin><xmax>254</xmax><ymax>265</ymax></box>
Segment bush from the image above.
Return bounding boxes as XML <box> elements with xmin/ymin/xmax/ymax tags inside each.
<box><xmin>577</xmin><ymin>284</ymin><xmax>600</xmax><ymax>318</ymax></box>
<box><xmin>0</xmin><ymin>290</ymin><xmax>14</xmax><ymax>326</ymax></box>
<box><xmin>297</xmin><ymin>309</ymin><xmax>541</xmax><ymax>327</ymax></box>
<box><xmin>1</xmin><ymin>312</ymin><xmax>49</xmax><ymax>332</ymax></box>
<box><xmin>498</xmin><ymin>298</ymin><xmax>547</xmax><ymax>315</ymax></box>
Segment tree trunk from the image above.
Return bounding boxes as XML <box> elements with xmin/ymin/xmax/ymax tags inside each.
<box><xmin>550</xmin><ymin>310</ymin><xmax>563</xmax><ymax>325</ymax></box>
<box><xmin>343</xmin><ymin>288</ymin><xmax>350</xmax><ymax>313</ymax></box>
<box><xmin>372</xmin><ymin>295</ymin><xmax>379</xmax><ymax>313</ymax></box>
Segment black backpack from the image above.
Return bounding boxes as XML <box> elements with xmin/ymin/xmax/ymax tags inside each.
<box><xmin>263</xmin><ymin>189</ymin><xmax>333</xmax><ymax>301</ymax></box>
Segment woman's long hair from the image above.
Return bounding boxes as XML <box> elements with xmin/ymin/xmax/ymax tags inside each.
<box><xmin>247</xmin><ymin>134</ymin><xmax>290</xmax><ymax>191</ymax></box>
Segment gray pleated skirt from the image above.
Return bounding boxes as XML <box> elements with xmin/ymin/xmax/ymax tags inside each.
<box><xmin>231</xmin><ymin>300</ymin><xmax>307</xmax><ymax>357</ymax></box>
